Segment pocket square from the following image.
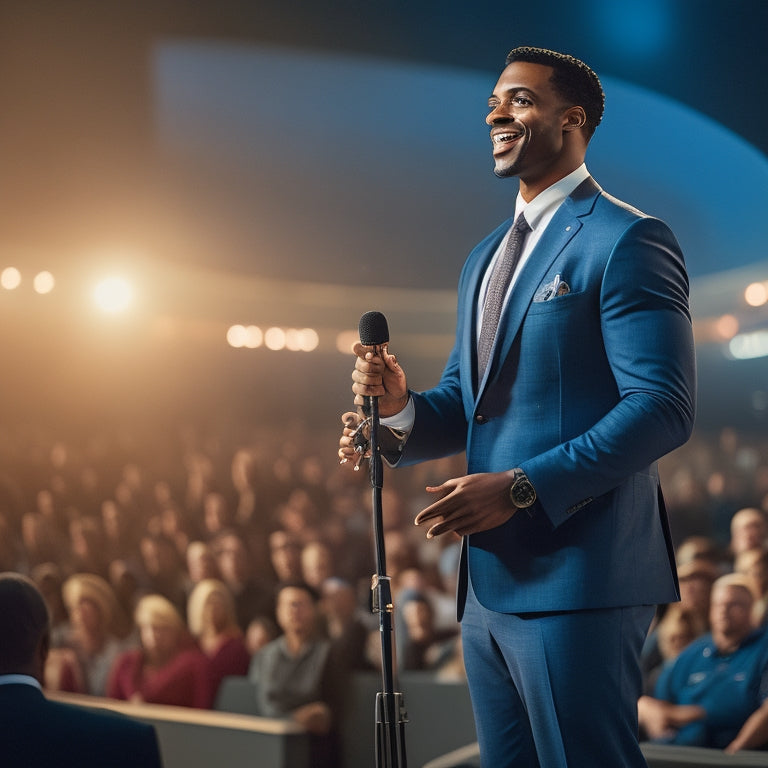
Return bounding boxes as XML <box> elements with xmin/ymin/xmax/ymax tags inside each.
<box><xmin>534</xmin><ymin>274</ymin><xmax>570</xmax><ymax>302</ymax></box>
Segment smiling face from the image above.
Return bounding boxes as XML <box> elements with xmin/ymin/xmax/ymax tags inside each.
<box><xmin>486</xmin><ymin>61</ymin><xmax>588</xmax><ymax>200</ymax></box>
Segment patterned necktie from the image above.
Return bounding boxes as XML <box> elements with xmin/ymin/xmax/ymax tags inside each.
<box><xmin>477</xmin><ymin>213</ymin><xmax>531</xmax><ymax>378</ymax></box>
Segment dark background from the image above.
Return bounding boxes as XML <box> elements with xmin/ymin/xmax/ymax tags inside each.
<box><xmin>0</xmin><ymin>0</ymin><xmax>765</xmax><ymax>437</ymax></box>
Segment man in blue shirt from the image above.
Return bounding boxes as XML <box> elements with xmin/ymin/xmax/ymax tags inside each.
<box><xmin>639</xmin><ymin>573</ymin><xmax>768</xmax><ymax>751</ymax></box>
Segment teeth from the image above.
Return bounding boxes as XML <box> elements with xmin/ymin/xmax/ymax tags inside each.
<box><xmin>493</xmin><ymin>133</ymin><xmax>520</xmax><ymax>144</ymax></box>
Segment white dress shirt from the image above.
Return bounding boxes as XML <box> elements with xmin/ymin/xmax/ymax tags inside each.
<box><xmin>384</xmin><ymin>164</ymin><xmax>591</xmax><ymax>434</ymax></box>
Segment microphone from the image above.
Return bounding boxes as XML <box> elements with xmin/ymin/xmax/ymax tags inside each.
<box><xmin>357</xmin><ymin>310</ymin><xmax>389</xmax><ymax>424</ymax></box>
<box><xmin>358</xmin><ymin>310</ymin><xmax>389</xmax><ymax>349</ymax></box>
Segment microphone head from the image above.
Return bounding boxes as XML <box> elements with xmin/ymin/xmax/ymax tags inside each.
<box><xmin>358</xmin><ymin>311</ymin><xmax>389</xmax><ymax>346</ymax></box>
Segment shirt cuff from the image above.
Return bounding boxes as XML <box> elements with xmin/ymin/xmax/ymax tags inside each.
<box><xmin>380</xmin><ymin>395</ymin><xmax>415</xmax><ymax>433</ymax></box>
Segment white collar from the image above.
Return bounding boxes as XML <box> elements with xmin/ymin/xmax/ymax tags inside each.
<box><xmin>0</xmin><ymin>674</ymin><xmax>43</xmax><ymax>690</ymax></box>
<box><xmin>515</xmin><ymin>164</ymin><xmax>590</xmax><ymax>229</ymax></box>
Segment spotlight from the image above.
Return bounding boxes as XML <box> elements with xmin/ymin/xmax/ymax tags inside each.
<box><xmin>93</xmin><ymin>277</ymin><xmax>133</xmax><ymax>314</ymax></box>
<box><xmin>1</xmin><ymin>267</ymin><xmax>22</xmax><ymax>290</ymax></box>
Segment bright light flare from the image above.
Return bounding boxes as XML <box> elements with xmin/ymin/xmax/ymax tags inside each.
<box><xmin>227</xmin><ymin>325</ymin><xmax>263</xmax><ymax>348</ymax></box>
<box><xmin>228</xmin><ymin>325</ymin><xmax>317</xmax><ymax>351</ymax></box>
<box><xmin>33</xmin><ymin>271</ymin><xmax>55</xmax><ymax>294</ymax></box>
<box><xmin>714</xmin><ymin>314</ymin><xmax>739</xmax><ymax>340</ymax></box>
<box><xmin>264</xmin><ymin>327</ymin><xmax>286</xmax><ymax>351</ymax></box>
<box><xmin>93</xmin><ymin>277</ymin><xmax>133</xmax><ymax>314</ymax></box>
<box><xmin>729</xmin><ymin>330</ymin><xmax>768</xmax><ymax>360</ymax></box>
<box><xmin>1</xmin><ymin>267</ymin><xmax>22</xmax><ymax>290</ymax></box>
<box><xmin>745</xmin><ymin>281</ymin><xmax>768</xmax><ymax>308</ymax></box>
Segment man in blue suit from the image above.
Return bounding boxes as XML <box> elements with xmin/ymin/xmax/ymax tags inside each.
<box><xmin>0</xmin><ymin>572</ymin><xmax>163</xmax><ymax>768</ymax></box>
<box><xmin>340</xmin><ymin>47</ymin><xmax>695</xmax><ymax>767</ymax></box>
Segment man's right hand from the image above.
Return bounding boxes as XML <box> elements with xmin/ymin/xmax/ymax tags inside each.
<box><xmin>351</xmin><ymin>342</ymin><xmax>408</xmax><ymax>418</ymax></box>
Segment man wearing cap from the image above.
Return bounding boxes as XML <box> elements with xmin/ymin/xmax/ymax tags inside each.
<box><xmin>0</xmin><ymin>572</ymin><xmax>163</xmax><ymax>768</ymax></box>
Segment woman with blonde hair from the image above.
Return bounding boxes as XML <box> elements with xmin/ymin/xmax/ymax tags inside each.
<box><xmin>187</xmin><ymin>579</ymin><xmax>250</xmax><ymax>697</ymax></box>
<box><xmin>107</xmin><ymin>594</ymin><xmax>212</xmax><ymax>708</ymax></box>
<box><xmin>47</xmin><ymin>573</ymin><xmax>131</xmax><ymax>696</ymax></box>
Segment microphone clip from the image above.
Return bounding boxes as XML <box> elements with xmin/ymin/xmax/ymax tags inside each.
<box><xmin>351</xmin><ymin>417</ymin><xmax>372</xmax><ymax>471</ymax></box>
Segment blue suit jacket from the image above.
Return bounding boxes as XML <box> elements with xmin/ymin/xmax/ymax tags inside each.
<box><xmin>396</xmin><ymin>177</ymin><xmax>695</xmax><ymax>618</ymax></box>
<box><xmin>0</xmin><ymin>683</ymin><xmax>163</xmax><ymax>768</ymax></box>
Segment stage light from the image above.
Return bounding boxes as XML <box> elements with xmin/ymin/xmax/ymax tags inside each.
<box><xmin>298</xmin><ymin>328</ymin><xmax>319</xmax><ymax>352</ymax></box>
<box><xmin>245</xmin><ymin>325</ymin><xmax>263</xmax><ymax>348</ymax></box>
<box><xmin>33</xmin><ymin>271</ymin><xmax>55</xmax><ymax>295</ymax></box>
<box><xmin>714</xmin><ymin>314</ymin><xmax>739</xmax><ymax>341</ymax></box>
<box><xmin>1</xmin><ymin>267</ymin><xmax>22</xmax><ymax>290</ymax></box>
<box><xmin>93</xmin><ymin>276</ymin><xmax>133</xmax><ymax>314</ymax></box>
<box><xmin>227</xmin><ymin>325</ymin><xmax>248</xmax><ymax>348</ymax></box>
<box><xmin>264</xmin><ymin>327</ymin><xmax>286</xmax><ymax>351</ymax></box>
<box><xmin>745</xmin><ymin>281</ymin><xmax>768</xmax><ymax>308</ymax></box>
<box><xmin>227</xmin><ymin>325</ymin><xmax>264</xmax><ymax>348</ymax></box>
<box><xmin>729</xmin><ymin>331</ymin><xmax>768</xmax><ymax>360</ymax></box>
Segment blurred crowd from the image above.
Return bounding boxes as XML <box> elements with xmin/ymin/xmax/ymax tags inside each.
<box><xmin>1</xmin><ymin>418</ymin><xmax>768</xmax><ymax>752</ymax></box>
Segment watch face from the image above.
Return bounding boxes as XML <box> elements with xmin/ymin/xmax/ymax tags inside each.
<box><xmin>511</xmin><ymin>477</ymin><xmax>536</xmax><ymax>508</ymax></box>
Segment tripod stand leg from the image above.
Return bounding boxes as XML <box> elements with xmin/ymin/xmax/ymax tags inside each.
<box><xmin>375</xmin><ymin>692</ymin><xmax>408</xmax><ymax>768</ymax></box>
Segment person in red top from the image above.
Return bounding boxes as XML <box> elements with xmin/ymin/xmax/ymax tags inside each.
<box><xmin>187</xmin><ymin>578</ymin><xmax>250</xmax><ymax>699</ymax></box>
<box><xmin>107</xmin><ymin>594</ymin><xmax>212</xmax><ymax>708</ymax></box>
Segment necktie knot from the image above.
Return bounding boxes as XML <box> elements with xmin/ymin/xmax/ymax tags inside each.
<box><xmin>476</xmin><ymin>213</ymin><xmax>531</xmax><ymax>379</ymax></box>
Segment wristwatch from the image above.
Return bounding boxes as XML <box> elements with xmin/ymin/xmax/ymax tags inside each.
<box><xmin>509</xmin><ymin>468</ymin><xmax>537</xmax><ymax>509</ymax></box>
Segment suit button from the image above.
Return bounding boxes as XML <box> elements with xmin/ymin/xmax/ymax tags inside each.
<box><xmin>475</xmin><ymin>414</ymin><xmax>488</xmax><ymax>424</ymax></box>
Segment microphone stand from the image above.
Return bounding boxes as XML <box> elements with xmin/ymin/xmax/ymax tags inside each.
<box><xmin>365</xmin><ymin>392</ymin><xmax>408</xmax><ymax>768</ymax></box>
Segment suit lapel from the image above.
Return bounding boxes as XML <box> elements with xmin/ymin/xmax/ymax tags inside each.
<box><xmin>478</xmin><ymin>177</ymin><xmax>602</xmax><ymax>396</ymax></box>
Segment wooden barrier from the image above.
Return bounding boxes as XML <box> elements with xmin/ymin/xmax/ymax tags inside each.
<box><xmin>422</xmin><ymin>741</ymin><xmax>768</xmax><ymax>768</ymax></box>
<box><xmin>49</xmin><ymin>692</ymin><xmax>311</xmax><ymax>768</ymax></box>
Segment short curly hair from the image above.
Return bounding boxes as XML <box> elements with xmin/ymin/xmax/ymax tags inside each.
<box><xmin>505</xmin><ymin>46</ymin><xmax>605</xmax><ymax>137</ymax></box>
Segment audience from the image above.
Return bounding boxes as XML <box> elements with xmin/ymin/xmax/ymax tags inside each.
<box><xmin>249</xmin><ymin>581</ymin><xmax>345</xmax><ymax>768</ymax></box>
<box><xmin>187</xmin><ymin>578</ymin><xmax>250</xmax><ymax>699</ymax></box>
<box><xmin>730</xmin><ymin>508</ymin><xmax>768</xmax><ymax>561</ymax></box>
<box><xmin>639</xmin><ymin>574</ymin><xmax>768</xmax><ymax>749</ymax></box>
<box><xmin>3</xmin><ymin>420</ymin><xmax>768</xmax><ymax>754</ymax></box>
<box><xmin>107</xmin><ymin>594</ymin><xmax>213</xmax><ymax>708</ymax></box>
<box><xmin>0</xmin><ymin>572</ymin><xmax>163</xmax><ymax>768</ymax></box>
<box><xmin>212</xmin><ymin>529</ymin><xmax>274</xmax><ymax>630</ymax></box>
<box><xmin>320</xmin><ymin>577</ymin><xmax>373</xmax><ymax>671</ymax></box>
<box><xmin>47</xmin><ymin>573</ymin><xmax>132</xmax><ymax>696</ymax></box>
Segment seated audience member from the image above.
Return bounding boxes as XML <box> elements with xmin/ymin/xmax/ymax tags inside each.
<box><xmin>675</xmin><ymin>535</ymin><xmax>725</xmax><ymax>571</ymax></box>
<box><xmin>185</xmin><ymin>541</ymin><xmax>220</xmax><ymax>587</ymax></box>
<box><xmin>638</xmin><ymin>573</ymin><xmax>768</xmax><ymax>750</ymax></box>
<box><xmin>642</xmin><ymin>556</ymin><xmax>716</xmax><ymax>680</ymax></box>
<box><xmin>249</xmin><ymin>581</ymin><xmax>345</xmax><ymax>768</ymax></box>
<box><xmin>108</xmin><ymin>559</ymin><xmax>143</xmax><ymax>623</ymax></box>
<box><xmin>677</xmin><ymin>558</ymin><xmax>719</xmax><ymax>630</ymax></box>
<box><xmin>107</xmin><ymin>594</ymin><xmax>212</xmax><ymax>708</ymax></box>
<box><xmin>735</xmin><ymin>547</ymin><xmax>768</xmax><ymax>625</ymax></box>
<box><xmin>187</xmin><ymin>579</ymin><xmax>250</xmax><ymax>697</ymax></box>
<box><xmin>268</xmin><ymin>529</ymin><xmax>304</xmax><ymax>583</ymax></box>
<box><xmin>139</xmin><ymin>534</ymin><xmax>188</xmax><ymax>612</ymax></box>
<box><xmin>48</xmin><ymin>574</ymin><xmax>133</xmax><ymax>696</ymax></box>
<box><xmin>301</xmin><ymin>541</ymin><xmax>335</xmax><ymax>591</ymax></box>
<box><xmin>320</xmin><ymin>577</ymin><xmax>372</xmax><ymax>671</ymax></box>
<box><xmin>642</xmin><ymin>604</ymin><xmax>706</xmax><ymax>695</ymax></box>
<box><xmin>212</xmin><ymin>529</ymin><xmax>274</xmax><ymax>630</ymax></box>
<box><xmin>397</xmin><ymin>590</ymin><xmax>457</xmax><ymax>672</ymax></box>
<box><xmin>0</xmin><ymin>572</ymin><xmax>162</xmax><ymax>768</ymax></box>
<box><xmin>730</xmin><ymin>508</ymin><xmax>768</xmax><ymax>561</ymax></box>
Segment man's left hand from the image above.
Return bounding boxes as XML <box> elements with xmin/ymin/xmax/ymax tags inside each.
<box><xmin>414</xmin><ymin>470</ymin><xmax>518</xmax><ymax>539</ymax></box>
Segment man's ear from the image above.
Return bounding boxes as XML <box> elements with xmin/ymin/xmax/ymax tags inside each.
<box><xmin>563</xmin><ymin>106</ymin><xmax>587</xmax><ymax>132</ymax></box>
<box><xmin>35</xmin><ymin>630</ymin><xmax>50</xmax><ymax>681</ymax></box>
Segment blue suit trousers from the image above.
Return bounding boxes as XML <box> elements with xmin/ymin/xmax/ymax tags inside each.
<box><xmin>462</xmin><ymin>578</ymin><xmax>654</xmax><ymax>767</ymax></box>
